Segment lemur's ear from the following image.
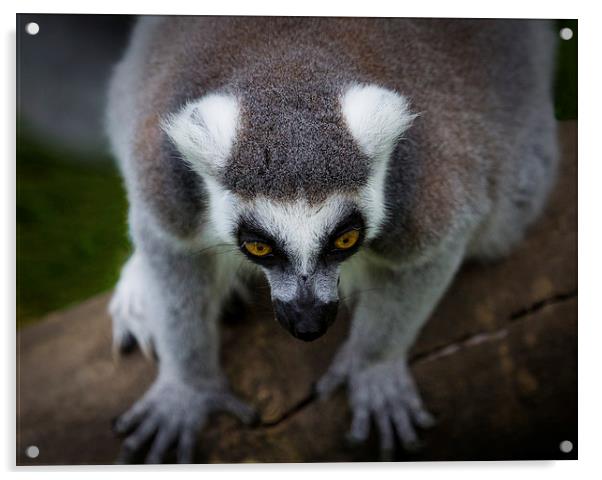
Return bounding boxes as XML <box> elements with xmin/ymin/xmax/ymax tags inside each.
<box><xmin>340</xmin><ymin>84</ymin><xmax>417</xmax><ymax>161</ymax></box>
<box><xmin>162</xmin><ymin>92</ymin><xmax>240</xmax><ymax>178</ymax></box>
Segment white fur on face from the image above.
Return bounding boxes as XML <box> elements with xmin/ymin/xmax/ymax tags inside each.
<box><xmin>340</xmin><ymin>84</ymin><xmax>417</xmax><ymax>238</ymax></box>
<box><xmin>199</xmin><ymin>189</ymin><xmax>349</xmax><ymax>303</ymax></box>
<box><xmin>202</xmin><ymin>189</ymin><xmax>351</xmax><ymax>272</ymax></box>
<box><xmin>250</xmin><ymin>195</ymin><xmax>351</xmax><ymax>273</ymax></box>
<box><xmin>161</xmin><ymin>92</ymin><xmax>240</xmax><ymax>178</ymax></box>
<box><xmin>263</xmin><ymin>268</ymin><xmax>299</xmax><ymax>302</ymax></box>
<box><xmin>264</xmin><ymin>263</ymin><xmax>340</xmax><ymax>303</ymax></box>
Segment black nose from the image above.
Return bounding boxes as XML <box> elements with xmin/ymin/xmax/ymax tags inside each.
<box><xmin>273</xmin><ymin>299</ymin><xmax>338</xmax><ymax>342</ymax></box>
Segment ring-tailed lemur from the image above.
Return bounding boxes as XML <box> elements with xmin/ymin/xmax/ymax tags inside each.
<box><xmin>107</xmin><ymin>17</ymin><xmax>558</xmax><ymax>463</ymax></box>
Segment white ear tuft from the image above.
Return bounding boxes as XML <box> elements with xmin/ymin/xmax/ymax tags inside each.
<box><xmin>341</xmin><ymin>85</ymin><xmax>417</xmax><ymax>238</ymax></box>
<box><xmin>340</xmin><ymin>84</ymin><xmax>416</xmax><ymax>161</ymax></box>
<box><xmin>161</xmin><ymin>92</ymin><xmax>240</xmax><ymax>177</ymax></box>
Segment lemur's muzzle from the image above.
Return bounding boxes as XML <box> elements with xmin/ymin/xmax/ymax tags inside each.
<box><xmin>273</xmin><ymin>296</ymin><xmax>338</xmax><ymax>342</ymax></box>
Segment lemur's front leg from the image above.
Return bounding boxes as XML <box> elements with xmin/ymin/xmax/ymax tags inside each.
<box><xmin>111</xmin><ymin>232</ymin><xmax>255</xmax><ymax>464</ymax></box>
<box><xmin>318</xmin><ymin>241</ymin><xmax>466</xmax><ymax>455</ymax></box>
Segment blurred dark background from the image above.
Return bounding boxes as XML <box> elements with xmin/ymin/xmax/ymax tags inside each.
<box><xmin>16</xmin><ymin>15</ymin><xmax>577</xmax><ymax>326</ymax></box>
<box><xmin>17</xmin><ymin>14</ymin><xmax>135</xmax><ymax>326</ymax></box>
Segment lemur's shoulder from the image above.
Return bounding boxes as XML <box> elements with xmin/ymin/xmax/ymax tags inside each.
<box><xmin>364</xmin><ymin>19</ymin><xmax>558</xmax><ymax>261</ymax></box>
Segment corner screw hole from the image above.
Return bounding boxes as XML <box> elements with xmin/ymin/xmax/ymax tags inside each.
<box><xmin>25</xmin><ymin>22</ymin><xmax>40</xmax><ymax>36</ymax></box>
<box><xmin>25</xmin><ymin>445</ymin><xmax>39</xmax><ymax>458</ymax></box>
<box><xmin>559</xmin><ymin>27</ymin><xmax>573</xmax><ymax>41</ymax></box>
<box><xmin>559</xmin><ymin>440</ymin><xmax>573</xmax><ymax>453</ymax></box>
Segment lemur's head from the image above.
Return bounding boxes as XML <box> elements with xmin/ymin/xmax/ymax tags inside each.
<box><xmin>163</xmin><ymin>83</ymin><xmax>415</xmax><ymax>341</ymax></box>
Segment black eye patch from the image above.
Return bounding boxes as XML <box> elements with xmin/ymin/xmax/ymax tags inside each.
<box><xmin>321</xmin><ymin>210</ymin><xmax>366</xmax><ymax>261</ymax></box>
<box><xmin>236</xmin><ymin>210</ymin><xmax>365</xmax><ymax>267</ymax></box>
<box><xmin>236</xmin><ymin>221</ymin><xmax>288</xmax><ymax>267</ymax></box>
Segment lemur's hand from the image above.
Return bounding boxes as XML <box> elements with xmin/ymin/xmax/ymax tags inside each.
<box><xmin>112</xmin><ymin>377</ymin><xmax>256</xmax><ymax>464</ymax></box>
<box><xmin>317</xmin><ymin>348</ymin><xmax>435</xmax><ymax>457</ymax></box>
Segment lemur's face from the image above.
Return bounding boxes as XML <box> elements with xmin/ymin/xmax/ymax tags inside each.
<box><xmin>234</xmin><ymin>196</ymin><xmax>365</xmax><ymax>341</ymax></box>
<box><xmin>164</xmin><ymin>83</ymin><xmax>415</xmax><ymax>341</ymax></box>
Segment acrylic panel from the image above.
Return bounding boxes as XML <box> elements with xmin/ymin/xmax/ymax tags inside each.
<box><xmin>16</xmin><ymin>14</ymin><xmax>577</xmax><ymax>465</ymax></box>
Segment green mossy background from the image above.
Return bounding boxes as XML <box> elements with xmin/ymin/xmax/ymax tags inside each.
<box><xmin>15</xmin><ymin>20</ymin><xmax>577</xmax><ymax>327</ymax></box>
<box><xmin>16</xmin><ymin>136</ymin><xmax>130</xmax><ymax>326</ymax></box>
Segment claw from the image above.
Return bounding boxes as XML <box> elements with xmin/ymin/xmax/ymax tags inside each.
<box><xmin>414</xmin><ymin>410</ymin><xmax>437</xmax><ymax>429</ymax></box>
<box><xmin>375</xmin><ymin>411</ymin><xmax>394</xmax><ymax>453</ymax></box>
<box><xmin>177</xmin><ymin>427</ymin><xmax>198</xmax><ymax>464</ymax></box>
<box><xmin>346</xmin><ymin>406</ymin><xmax>370</xmax><ymax>445</ymax></box>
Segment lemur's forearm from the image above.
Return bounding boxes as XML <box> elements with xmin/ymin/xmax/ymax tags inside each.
<box><xmin>135</xmin><ymin>227</ymin><xmax>224</xmax><ymax>387</ymax></box>
<box><xmin>345</xmin><ymin>239</ymin><xmax>468</xmax><ymax>362</ymax></box>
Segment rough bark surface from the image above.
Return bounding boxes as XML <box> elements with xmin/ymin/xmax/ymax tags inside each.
<box><xmin>17</xmin><ymin>122</ymin><xmax>577</xmax><ymax>465</ymax></box>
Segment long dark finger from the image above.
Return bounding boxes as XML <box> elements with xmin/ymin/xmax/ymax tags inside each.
<box><xmin>145</xmin><ymin>423</ymin><xmax>179</xmax><ymax>464</ymax></box>
<box><xmin>375</xmin><ymin>409</ymin><xmax>394</xmax><ymax>454</ymax></box>
<box><xmin>117</xmin><ymin>416</ymin><xmax>159</xmax><ymax>464</ymax></box>
<box><xmin>346</xmin><ymin>406</ymin><xmax>370</xmax><ymax>444</ymax></box>
<box><xmin>113</xmin><ymin>399</ymin><xmax>150</xmax><ymax>436</ymax></box>
<box><xmin>177</xmin><ymin>427</ymin><xmax>199</xmax><ymax>464</ymax></box>
<box><xmin>390</xmin><ymin>403</ymin><xmax>419</xmax><ymax>450</ymax></box>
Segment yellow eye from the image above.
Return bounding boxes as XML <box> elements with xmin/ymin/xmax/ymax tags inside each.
<box><xmin>334</xmin><ymin>229</ymin><xmax>360</xmax><ymax>250</ymax></box>
<box><xmin>244</xmin><ymin>241</ymin><xmax>273</xmax><ymax>257</ymax></box>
